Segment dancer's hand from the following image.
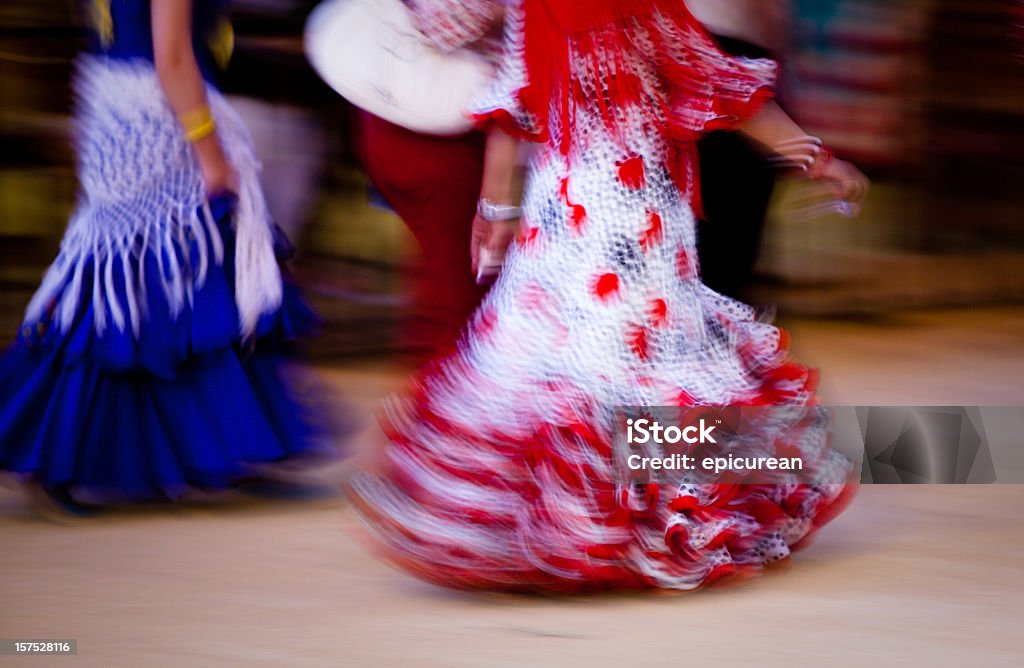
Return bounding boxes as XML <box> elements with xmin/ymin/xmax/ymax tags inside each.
<box><xmin>471</xmin><ymin>214</ymin><xmax>517</xmax><ymax>282</ymax></box>
<box><xmin>473</xmin><ymin>127</ymin><xmax>523</xmax><ymax>282</ymax></box>
<box><xmin>817</xmin><ymin>158</ymin><xmax>869</xmax><ymax>216</ymax></box>
<box><xmin>198</xmin><ymin>146</ymin><xmax>239</xmax><ymax>197</ymax></box>
<box><xmin>739</xmin><ymin>102</ymin><xmax>869</xmax><ymax>217</ymax></box>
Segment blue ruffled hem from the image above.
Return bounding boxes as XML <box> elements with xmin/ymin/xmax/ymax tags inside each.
<box><xmin>0</xmin><ymin>195</ymin><xmax>336</xmax><ymax>502</ymax></box>
<box><xmin>0</xmin><ymin>346</ymin><xmax>333</xmax><ymax>501</ymax></box>
<box><xmin>18</xmin><ymin>194</ymin><xmax>318</xmax><ymax>378</ymax></box>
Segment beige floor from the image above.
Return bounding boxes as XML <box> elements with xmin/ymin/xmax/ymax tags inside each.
<box><xmin>2</xmin><ymin>307</ymin><xmax>1023</xmax><ymax>667</ymax></box>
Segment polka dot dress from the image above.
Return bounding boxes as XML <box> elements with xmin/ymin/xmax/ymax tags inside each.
<box><xmin>349</xmin><ymin>0</ymin><xmax>854</xmax><ymax>592</ymax></box>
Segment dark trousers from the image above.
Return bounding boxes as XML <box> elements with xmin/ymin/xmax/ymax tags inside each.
<box><xmin>696</xmin><ymin>131</ymin><xmax>777</xmax><ymax>300</ymax></box>
<box><xmin>696</xmin><ymin>35</ymin><xmax>779</xmax><ymax>301</ymax></box>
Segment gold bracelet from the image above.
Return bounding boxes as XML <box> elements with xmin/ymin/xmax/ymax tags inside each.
<box><xmin>185</xmin><ymin>118</ymin><xmax>216</xmax><ymax>142</ymax></box>
<box><xmin>178</xmin><ymin>106</ymin><xmax>217</xmax><ymax>143</ymax></box>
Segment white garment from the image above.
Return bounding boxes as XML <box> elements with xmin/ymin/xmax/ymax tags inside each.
<box><xmin>24</xmin><ymin>57</ymin><xmax>282</xmax><ymax>337</ymax></box>
<box><xmin>349</xmin><ymin>4</ymin><xmax>850</xmax><ymax>591</ymax></box>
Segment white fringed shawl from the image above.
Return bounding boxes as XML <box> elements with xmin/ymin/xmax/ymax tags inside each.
<box><xmin>24</xmin><ymin>56</ymin><xmax>282</xmax><ymax>338</ymax></box>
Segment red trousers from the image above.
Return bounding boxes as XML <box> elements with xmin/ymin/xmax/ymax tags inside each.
<box><xmin>354</xmin><ymin>111</ymin><xmax>489</xmax><ymax>360</ymax></box>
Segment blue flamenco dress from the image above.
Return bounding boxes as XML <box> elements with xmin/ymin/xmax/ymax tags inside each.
<box><xmin>0</xmin><ymin>0</ymin><xmax>333</xmax><ymax>503</ymax></box>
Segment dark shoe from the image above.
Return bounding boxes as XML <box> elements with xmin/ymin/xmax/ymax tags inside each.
<box><xmin>27</xmin><ymin>483</ymin><xmax>100</xmax><ymax>523</ymax></box>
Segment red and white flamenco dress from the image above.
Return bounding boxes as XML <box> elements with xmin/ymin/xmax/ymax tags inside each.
<box><xmin>349</xmin><ymin>0</ymin><xmax>855</xmax><ymax>592</ymax></box>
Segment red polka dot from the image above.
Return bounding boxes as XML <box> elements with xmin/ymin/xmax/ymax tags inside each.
<box><xmin>648</xmin><ymin>298</ymin><xmax>668</xmax><ymax>328</ymax></box>
<box><xmin>627</xmin><ymin>324</ymin><xmax>650</xmax><ymax>360</ymax></box>
<box><xmin>519</xmin><ymin>225</ymin><xmax>540</xmax><ymax>246</ymax></box>
<box><xmin>592</xmin><ymin>273</ymin><xmax>620</xmax><ymax>301</ymax></box>
<box><xmin>617</xmin><ymin>156</ymin><xmax>646</xmax><ymax>190</ymax></box>
<box><xmin>676</xmin><ymin>389</ymin><xmax>697</xmax><ymax>406</ymax></box>
<box><xmin>640</xmin><ymin>210</ymin><xmax>663</xmax><ymax>251</ymax></box>
<box><xmin>560</xmin><ymin>177</ymin><xmax>587</xmax><ymax>234</ymax></box>
<box><xmin>677</xmin><ymin>247</ymin><xmax>696</xmax><ymax>279</ymax></box>
<box><xmin>569</xmin><ymin>204</ymin><xmax>587</xmax><ymax>235</ymax></box>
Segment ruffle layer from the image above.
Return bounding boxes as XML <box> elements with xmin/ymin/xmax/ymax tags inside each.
<box><xmin>349</xmin><ymin>299</ymin><xmax>855</xmax><ymax>592</ymax></box>
<box><xmin>0</xmin><ymin>344</ymin><xmax>330</xmax><ymax>503</ymax></box>
<box><xmin>0</xmin><ymin>58</ymin><xmax>331</xmax><ymax>503</ymax></box>
<box><xmin>351</xmin><ymin>393</ymin><xmax>854</xmax><ymax>592</ymax></box>
<box><xmin>0</xmin><ymin>196</ymin><xmax>331</xmax><ymax>502</ymax></box>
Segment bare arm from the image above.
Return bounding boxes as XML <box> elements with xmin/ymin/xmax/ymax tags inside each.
<box><xmin>739</xmin><ymin>100</ymin><xmax>869</xmax><ymax>210</ymax></box>
<box><xmin>471</xmin><ymin>127</ymin><xmax>523</xmax><ymax>277</ymax></box>
<box><xmin>151</xmin><ymin>0</ymin><xmax>235</xmax><ymax>194</ymax></box>
<box><xmin>737</xmin><ymin>101</ymin><xmax>807</xmax><ymax>155</ymax></box>
<box><xmin>480</xmin><ymin>127</ymin><xmax>521</xmax><ymax>206</ymax></box>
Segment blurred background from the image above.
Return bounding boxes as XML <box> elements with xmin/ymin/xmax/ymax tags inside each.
<box><xmin>2</xmin><ymin>0</ymin><xmax>1022</xmax><ymax>357</ymax></box>
<box><xmin>2</xmin><ymin>3</ymin><xmax>1023</xmax><ymax>665</ymax></box>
